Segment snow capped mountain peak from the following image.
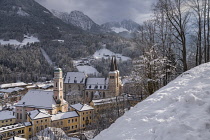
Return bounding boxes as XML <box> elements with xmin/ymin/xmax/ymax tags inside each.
<box><xmin>94</xmin><ymin>62</ymin><xmax>210</xmax><ymax>140</ymax></box>
<box><xmin>52</xmin><ymin>10</ymin><xmax>100</xmax><ymax>31</ymax></box>
<box><xmin>101</xmin><ymin>19</ymin><xmax>140</xmax><ymax>33</ymax></box>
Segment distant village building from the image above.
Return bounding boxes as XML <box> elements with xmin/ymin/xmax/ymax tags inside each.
<box><xmin>64</xmin><ymin>56</ymin><xmax>123</xmax><ymax>104</ymax></box>
<box><xmin>0</xmin><ymin>68</ymin><xmax>95</xmax><ymax>140</ymax></box>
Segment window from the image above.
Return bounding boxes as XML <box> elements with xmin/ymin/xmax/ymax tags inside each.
<box><xmin>22</xmin><ymin>130</ymin><xmax>24</xmax><ymax>133</ymax></box>
<box><xmin>45</xmin><ymin>119</ymin><xmax>47</xmax><ymax>122</ymax></box>
<box><xmin>17</xmin><ymin>113</ymin><xmax>19</xmax><ymax>119</ymax></box>
<box><xmin>68</xmin><ymin>120</ymin><xmax>70</xmax><ymax>123</ymax></box>
<box><xmin>36</xmin><ymin>127</ymin><xmax>39</xmax><ymax>131</ymax></box>
<box><xmin>29</xmin><ymin>128</ymin><xmax>31</xmax><ymax>132</ymax></box>
<box><xmin>83</xmin><ymin>117</ymin><xmax>84</xmax><ymax>121</ymax></box>
<box><xmin>90</xmin><ymin>116</ymin><xmax>92</xmax><ymax>119</ymax></box>
<box><xmin>72</xmin><ymin>119</ymin><xmax>74</xmax><ymax>123</ymax></box>
<box><xmin>56</xmin><ymin>82</ymin><xmax>57</xmax><ymax>87</ymax></box>
<box><xmin>45</xmin><ymin>125</ymin><xmax>47</xmax><ymax>128</ymax></box>
<box><xmin>72</xmin><ymin>126</ymin><xmax>74</xmax><ymax>129</ymax></box>
<box><xmin>61</xmin><ymin>121</ymin><xmax>63</xmax><ymax>125</ymax></box>
<box><xmin>37</xmin><ymin>121</ymin><xmax>38</xmax><ymax>124</ymax></box>
<box><xmin>6</xmin><ymin>120</ymin><xmax>8</xmax><ymax>122</ymax></box>
<box><xmin>90</xmin><ymin>111</ymin><xmax>92</xmax><ymax>114</ymax></box>
<box><xmin>41</xmin><ymin>120</ymin><xmax>43</xmax><ymax>123</ymax></box>
<box><xmin>20</xmin><ymin>113</ymin><xmax>22</xmax><ymax>119</ymax></box>
<box><xmin>75</xmin><ymin>125</ymin><xmax>77</xmax><ymax>128</ymax></box>
<box><xmin>75</xmin><ymin>118</ymin><xmax>77</xmax><ymax>122</ymax></box>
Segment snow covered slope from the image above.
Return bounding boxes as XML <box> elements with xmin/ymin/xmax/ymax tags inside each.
<box><xmin>94</xmin><ymin>63</ymin><xmax>210</xmax><ymax>140</ymax></box>
<box><xmin>101</xmin><ymin>19</ymin><xmax>140</xmax><ymax>33</ymax></box>
<box><xmin>93</xmin><ymin>48</ymin><xmax>131</xmax><ymax>61</ymax></box>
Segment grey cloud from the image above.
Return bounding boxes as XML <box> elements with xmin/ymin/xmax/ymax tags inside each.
<box><xmin>36</xmin><ymin>0</ymin><xmax>157</xmax><ymax>24</ymax></box>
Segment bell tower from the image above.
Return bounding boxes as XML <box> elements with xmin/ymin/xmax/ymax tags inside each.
<box><xmin>53</xmin><ymin>68</ymin><xmax>64</xmax><ymax>104</ymax></box>
<box><xmin>108</xmin><ymin>56</ymin><xmax>121</xmax><ymax>97</ymax></box>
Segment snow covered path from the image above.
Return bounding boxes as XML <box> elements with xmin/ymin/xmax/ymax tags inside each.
<box><xmin>40</xmin><ymin>48</ymin><xmax>53</xmax><ymax>66</ymax></box>
<box><xmin>94</xmin><ymin>63</ymin><xmax>210</xmax><ymax>140</ymax></box>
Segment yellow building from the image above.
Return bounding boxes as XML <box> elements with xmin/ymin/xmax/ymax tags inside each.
<box><xmin>27</xmin><ymin>109</ymin><xmax>51</xmax><ymax>137</ymax></box>
<box><xmin>0</xmin><ymin>111</ymin><xmax>16</xmax><ymax>127</ymax></box>
<box><xmin>15</xmin><ymin>68</ymin><xmax>68</xmax><ymax>123</ymax></box>
<box><xmin>0</xmin><ymin>122</ymin><xmax>32</xmax><ymax>140</ymax></box>
<box><xmin>70</xmin><ymin>103</ymin><xmax>94</xmax><ymax>130</ymax></box>
<box><xmin>51</xmin><ymin>111</ymin><xmax>79</xmax><ymax>133</ymax></box>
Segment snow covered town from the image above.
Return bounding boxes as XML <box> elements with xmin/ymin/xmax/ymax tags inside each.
<box><xmin>0</xmin><ymin>56</ymin><xmax>140</xmax><ymax>140</ymax></box>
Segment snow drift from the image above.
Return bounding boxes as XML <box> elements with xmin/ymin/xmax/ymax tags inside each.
<box><xmin>94</xmin><ymin>63</ymin><xmax>210</xmax><ymax>140</ymax></box>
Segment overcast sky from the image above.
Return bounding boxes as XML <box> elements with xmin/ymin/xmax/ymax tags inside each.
<box><xmin>36</xmin><ymin>0</ymin><xmax>157</xmax><ymax>25</ymax></box>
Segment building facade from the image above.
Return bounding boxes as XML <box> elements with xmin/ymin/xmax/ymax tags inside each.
<box><xmin>64</xmin><ymin>56</ymin><xmax>123</xmax><ymax>104</ymax></box>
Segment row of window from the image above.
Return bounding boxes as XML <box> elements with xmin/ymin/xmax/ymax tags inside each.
<box><xmin>68</xmin><ymin>118</ymin><xmax>77</xmax><ymax>123</ymax></box>
<box><xmin>82</xmin><ymin>116</ymin><xmax>91</xmax><ymax>121</ymax></box>
<box><xmin>1</xmin><ymin>119</ymin><xmax>13</xmax><ymax>123</ymax></box>
<box><xmin>36</xmin><ymin>119</ymin><xmax>48</xmax><ymax>124</ymax></box>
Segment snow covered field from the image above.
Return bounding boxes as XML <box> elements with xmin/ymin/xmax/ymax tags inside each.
<box><xmin>0</xmin><ymin>35</ymin><xmax>39</xmax><ymax>46</ymax></box>
<box><xmin>77</xmin><ymin>66</ymin><xmax>99</xmax><ymax>75</ymax></box>
<box><xmin>111</xmin><ymin>27</ymin><xmax>129</xmax><ymax>33</ymax></box>
<box><xmin>93</xmin><ymin>48</ymin><xmax>131</xmax><ymax>61</ymax></box>
<box><xmin>94</xmin><ymin>62</ymin><xmax>210</xmax><ymax>140</ymax></box>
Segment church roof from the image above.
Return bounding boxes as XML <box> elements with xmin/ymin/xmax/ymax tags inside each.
<box><xmin>86</xmin><ymin>78</ymin><xmax>109</xmax><ymax>90</ymax></box>
<box><xmin>64</xmin><ymin>72</ymin><xmax>86</xmax><ymax>84</ymax></box>
<box><xmin>15</xmin><ymin>90</ymin><xmax>56</xmax><ymax>110</ymax></box>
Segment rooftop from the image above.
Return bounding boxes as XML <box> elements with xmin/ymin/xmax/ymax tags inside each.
<box><xmin>86</xmin><ymin>78</ymin><xmax>109</xmax><ymax>90</ymax></box>
<box><xmin>0</xmin><ymin>82</ymin><xmax>27</xmax><ymax>89</ymax></box>
<box><xmin>70</xmin><ymin>103</ymin><xmax>94</xmax><ymax>111</ymax></box>
<box><xmin>15</xmin><ymin>90</ymin><xmax>56</xmax><ymax>109</ymax></box>
<box><xmin>64</xmin><ymin>72</ymin><xmax>86</xmax><ymax>84</ymax></box>
<box><xmin>51</xmin><ymin>111</ymin><xmax>79</xmax><ymax>121</ymax></box>
<box><xmin>28</xmin><ymin>110</ymin><xmax>51</xmax><ymax>120</ymax></box>
<box><xmin>0</xmin><ymin>123</ymin><xmax>25</xmax><ymax>133</ymax></box>
<box><xmin>0</xmin><ymin>87</ymin><xmax>25</xmax><ymax>93</ymax></box>
<box><xmin>0</xmin><ymin>110</ymin><xmax>16</xmax><ymax>121</ymax></box>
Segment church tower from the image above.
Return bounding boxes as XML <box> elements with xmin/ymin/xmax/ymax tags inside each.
<box><xmin>108</xmin><ymin>56</ymin><xmax>121</xmax><ymax>97</ymax></box>
<box><xmin>54</xmin><ymin>68</ymin><xmax>64</xmax><ymax>103</ymax></box>
<box><xmin>54</xmin><ymin>68</ymin><xmax>68</xmax><ymax>112</ymax></box>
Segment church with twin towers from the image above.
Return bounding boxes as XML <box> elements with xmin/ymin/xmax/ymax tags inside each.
<box><xmin>64</xmin><ymin>56</ymin><xmax>123</xmax><ymax>104</ymax></box>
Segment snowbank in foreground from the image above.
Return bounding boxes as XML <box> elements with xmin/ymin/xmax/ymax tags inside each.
<box><xmin>94</xmin><ymin>63</ymin><xmax>210</xmax><ymax>140</ymax></box>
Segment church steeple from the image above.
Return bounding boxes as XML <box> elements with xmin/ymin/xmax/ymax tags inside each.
<box><xmin>110</xmin><ymin>56</ymin><xmax>117</xmax><ymax>71</ymax></box>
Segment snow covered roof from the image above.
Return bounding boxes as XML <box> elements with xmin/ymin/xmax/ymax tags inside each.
<box><xmin>0</xmin><ymin>87</ymin><xmax>25</xmax><ymax>93</ymax></box>
<box><xmin>0</xmin><ymin>110</ymin><xmax>16</xmax><ymax>121</ymax></box>
<box><xmin>28</xmin><ymin>110</ymin><xmax>51</xmax><ymax>120</ymax></box>
<box><xmin>51</xmin><ymin>111</ymin><xmax>79</xmax><ymax>121</ymax></box>
<box><xmin>86</xmin><ymin>78</ymin><xmax>109</xmax><ymax>90</ymax></box>
<box><xmin>70</xmin><ymin>103</ymin><xmax>94</xmax><ymax>111</ymax></box>
<box><xmin>0</xmin><ymin>82</ymin><xmax>27</xmax><ymax>89</ymax></box>
<box><xmin>64</xmin><ymin>72</ymin><xmax>86</xmax><ymax>84</ymax></box>
<box><xmin>93</xmin><ymin>63</ymin><xmax>210</xmax><ymax>140</ymax></box>
<box><xmin>0</xmin><ymin>123</ymin><xmax>25</xmax><ymax>133</ymax></box>
<box><xmin>92</xmin><ymin>96</ymin><xmax>126</xmax><ymax>106</ymax></box>
<box><xmin>15</xmin><ymin>90</ymin><xmax>56</xmax><ymax>109</ymax></box>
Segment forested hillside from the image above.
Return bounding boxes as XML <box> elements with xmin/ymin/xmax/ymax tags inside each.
<box><xmin>0</xmin><ymin>0</ymin><xmax>82</xmax><ymax>42</ymax></box>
